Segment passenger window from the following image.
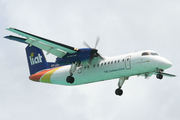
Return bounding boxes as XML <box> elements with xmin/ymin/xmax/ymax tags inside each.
<box><xmin>97</xmin><ymin>64</ymin><xmax>99</xmax><ymax>67</ymax></box>
<box><xmin>93</xmin><ymin>64</ymin><xmax>95</xmax><ymax>67</ymax></box>
<box><xmin>84</xmin><ymin>66</ymin><xmax>86</xmax><ymax>69</ymax></box>
<box><xmin>114</xmin><ymin>61</ymin><xmax>116</xmax><ymax>63</ymax></box>
<box><xmin>122</xmin><ymin>59</ymin><xmax>124</xmax><ymax>62</ymax></box>
<box><xmin>127</xmin><ymin>58</ymin><xmax>129</xmax><ymax>61</ymax></box>
<box><xmin>108</xmin><ymin>62</ymin><xmax>110</xmax><ymax>64</ymax></box>
<box><xmin>87</xmin><ymin>66</ymin><xmax>89</xmax><ymax>69</ymax></box>
<box><xmin>142</xmin><ymin>52</ymin><xmax>150</xmax><ymax>56</ymax></box>
<box><xmin>104</xmin><ymin>62</ymin><xmax>106</xmax><ymax>65</ymax></box>
<box><xmin>118</xmin><ymin>60</ymin><xmax>120</xmax><ymax>63</ymax></box>
<box><xmin>111</xmin><ymin>61</ymin><xmax>113</xmax><ymax>64</ymax></box>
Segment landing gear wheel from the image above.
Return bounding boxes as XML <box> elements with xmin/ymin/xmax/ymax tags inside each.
<box><xmin>156</xmin><ymin>74</ymin><xmax>163</xmax><ymax>79</ymax></box>
<box><xmin>115</xmin><ymin>88</ymin><xmax>123</xmax><ymax>96</ymax></box>
<box><xmin>66</xmin><ymin>76</ymin><xmax>74</xmax><ymax>84</ymax></box>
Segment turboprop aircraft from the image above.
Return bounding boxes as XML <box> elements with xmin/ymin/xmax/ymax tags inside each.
<box><xmin>5</xmin><ymin>28</ymin><xmax>176</xmax><ymax>96</ymax></box>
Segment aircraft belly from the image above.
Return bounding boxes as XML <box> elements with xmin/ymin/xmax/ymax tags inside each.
<box><xmin>78</xmin><ymin>65</ymin><xmax>128</xmax><ymax>84</ymax></box>
<box><xmin>50</xmin><ymin>66</ymin><xmax>70</xmax><ymax>85</ymax></box>
<box><xmin>48</xmin><ymin>65</ymin><xmax>129</xmax><ymax>86</ymax></box>
<box><xmin>50</xmin><ymin>66</ymin><xmax>106</xmax><ymax>85</ymax></box>
<box><xmin>83</xmin><ymin>68</ymin><xmax>104</xmax><ymax>83</ymax></box>
<box><xmin>44</xmin><ymin>59</ymin><xmax>157</xmax><ymax>86</ymax></box>
<box><xmin>49</xmin><ymin>66</ymin><xmax>94</xmax><ymax>85</ymax></box>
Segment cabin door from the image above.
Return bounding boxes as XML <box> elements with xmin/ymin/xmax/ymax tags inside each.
<box><xmin>125</xmin><ymin>56</ymin><xmax>131</xmax><ymax>70</ymax></box>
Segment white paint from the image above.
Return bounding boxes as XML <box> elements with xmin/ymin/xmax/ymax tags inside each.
<box><xmin>29</xmin><ymin>53</ymin><xmax>43</xmax><ymax>65</ymax></box>
<box><xmin>49</xmin><ymin>50</ymin><xmax>172</xmax><ymax>86</ymax></box>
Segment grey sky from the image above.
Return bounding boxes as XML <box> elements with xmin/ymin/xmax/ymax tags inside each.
<box><xmin>0</xmin><ymin>0</ymin><xmax>179</xmax><ymax>120</ymax></box>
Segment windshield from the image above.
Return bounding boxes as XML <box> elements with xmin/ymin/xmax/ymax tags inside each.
<box><xmin>150</xmin><ymin>52</ymin><xmax>159</xmax><ymax>56</ymax></box>
<box><xmin>141</xmin><ymin>52</ymin><xmax>150</xmax><ymax>56</ymax></box>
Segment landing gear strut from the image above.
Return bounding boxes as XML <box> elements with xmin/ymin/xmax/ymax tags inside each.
<box><xmin>115</xmin><ymin>77</ymin><xmax>128</xmax><ymax>96</ymax></box>
<box><xmin>156</xmin><ymin>68</ymin><xmax>163</xmax><ymax>80</ymax></box>
<box><xmin>66</xmin><ymin>61</ymin><xmax>81</xmax><ymax>84</ymax></box>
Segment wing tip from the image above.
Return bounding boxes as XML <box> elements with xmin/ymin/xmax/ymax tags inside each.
<box><xmin>4</xmin><ymin>36</ymin><xmax>10</xmax><ymax>39</ymax></box>
<box><xmin>6</xmin><ymin>27</ymin><xmax>16</xmax><ymax>31</ymax></box>
<box><xmin>6</xmin><ymin>27</ymin><xmax>12</xmax><ymax>30</ymax></box>
<box><xmin>161</xmin><ymin>72</ymin><xmax>176</xmax><ymax>77</ymax></box>
<box><xmin>4</xmin><ymin>35</ymin><xmax>28</xmax><ymax>44</ymax></box>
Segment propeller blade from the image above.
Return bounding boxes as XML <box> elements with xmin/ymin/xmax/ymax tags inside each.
<box><xmin>88</xmin><ymin>55</ymin><xmax>94</xmax><ymax>65</ymax></box>
<box><xmin>83</xmin><ymin>37</ymin><xmax>103</xmax><ymax>65</ymax></box>
<box><xmin>95</xmin><ymin>36</ymin><xmax>100</xmax><ymax>49</ymax></box>
<box><xmin>83</xmin><ymin>41</ymin><xmax>91</xmax><ymax>48</ymax></box>
<box><xmin>97</xmin><ymin>53</ymin><xmax>104</xmax><ymax>60</ymax></box>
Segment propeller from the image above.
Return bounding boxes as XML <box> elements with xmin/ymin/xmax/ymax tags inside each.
<box><xmin>83</xmin><ymin>37</ymin><xmax>104</xmax><ymax>65</ymax></box>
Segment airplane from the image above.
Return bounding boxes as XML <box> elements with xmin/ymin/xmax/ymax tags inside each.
<box><xmin>5</xmin><ymin>28</ymin><xmax>176</xmax><ymax>96</ymax></box>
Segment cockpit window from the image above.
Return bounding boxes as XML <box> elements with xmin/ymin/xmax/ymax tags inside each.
<box><xmin>150</xmin><ymin>52</ymin><xmax>159</xmax><ymax>56</ymax></box>
<box><xmin>141</xmin><ymin>52</ymin><xmax>150</xmax><ymax>56</ymax></box>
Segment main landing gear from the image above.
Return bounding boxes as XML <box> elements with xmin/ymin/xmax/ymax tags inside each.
<box><xmin>66</xmin><ymin>61</ymin><xmax>81</xmax><ymax>84</ymax></box>
<box><xmin>115</xmin><ymin>88</ymin><xmax>123</xmax><ymax>96</ymax></box>
<box><xmin>115</xmin><ymin>77</ymin><xmax>129</xmax><ymax>96</ymax></box>
<box><xmin>66</xmin><ymin>76</ymin><xmax>74</xmax><ymax>84</ymax></box>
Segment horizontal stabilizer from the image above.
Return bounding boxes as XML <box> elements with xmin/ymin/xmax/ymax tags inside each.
<box><xmin>4</xmin><ymin>35</ymin><xmax>28</xmax><ymax>44</ymax></box>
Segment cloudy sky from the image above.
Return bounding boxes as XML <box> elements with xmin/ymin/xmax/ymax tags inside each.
<box><xmin>0</xmin><ymin>0</ymin><xmax>179</xmax><ymax>120</ymax></box>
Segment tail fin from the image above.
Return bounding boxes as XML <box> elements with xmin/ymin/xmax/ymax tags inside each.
<box><xmin>26</xmin><ymin>45</ymin><xmax>49</xmax><ymax>75</ymax></box>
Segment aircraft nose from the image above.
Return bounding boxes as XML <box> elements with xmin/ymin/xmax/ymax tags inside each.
<box><xmin>162</xmin><ymin>58</ymin><xmax>172</xmax><ymax>69</ymax></box>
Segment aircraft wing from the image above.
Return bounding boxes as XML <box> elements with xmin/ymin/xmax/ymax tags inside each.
<box><xmin>155</xmin><ymin>72</ymin><xmax>176</xmax><ymax>77</ymax></box>
<box><xmin>5</xmin><ymin>28</ymin><xmax>79</xmax><ymax>58</ymax></box>
<box><xmin>161</xmin><ymin>72</ymin><xmax>176</xmax><ymax>77</ymax></box>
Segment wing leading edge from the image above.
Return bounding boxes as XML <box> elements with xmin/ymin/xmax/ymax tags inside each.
<box><xmin>6</xmin><ymin>28</ymin><xmax>79</xmax><ymax>58</ymax></box>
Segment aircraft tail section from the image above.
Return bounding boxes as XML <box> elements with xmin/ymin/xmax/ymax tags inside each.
<box><xmin>26</xmin><ymin>45</ymin><xmax>49</xmax><ymax>75</ymax></box>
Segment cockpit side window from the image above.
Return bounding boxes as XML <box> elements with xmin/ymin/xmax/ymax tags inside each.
<box><xmin>141</xmin><ymin>52</ymin><xmax>150</xmax><ymax>56</ymax></box>
<box><xmin>150</xmin><ymin>52</ymin><xmax>159</xmax><ymax>56</ymax></box>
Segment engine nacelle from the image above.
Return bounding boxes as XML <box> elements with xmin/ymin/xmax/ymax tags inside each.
<box><xmin>55</xmin><ymin>48</ymin><xmax>91</xmax><ymax>65</ymax></box>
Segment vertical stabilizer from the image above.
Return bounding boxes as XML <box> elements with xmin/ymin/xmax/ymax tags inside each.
<box><xmin>26</xmin><ymin>45</ymin><xmax>49</xmax><ymax>75</ymax></box>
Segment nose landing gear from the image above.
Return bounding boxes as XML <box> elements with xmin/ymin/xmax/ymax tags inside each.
<box><xmin>156</xmin><ymin>74</ymin><xmax>163</xmax><ymax>79</ymax></box>
<box><xmin>156</xmin><ymin>68</ymin><xmax>164</xmax><ymax>80</ymax></box>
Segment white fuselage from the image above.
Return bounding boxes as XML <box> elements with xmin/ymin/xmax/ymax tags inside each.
<box><xmin>32</xmin><ymin>50</ymin><xmax>172</xmax><ymax>86</ymax></box>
